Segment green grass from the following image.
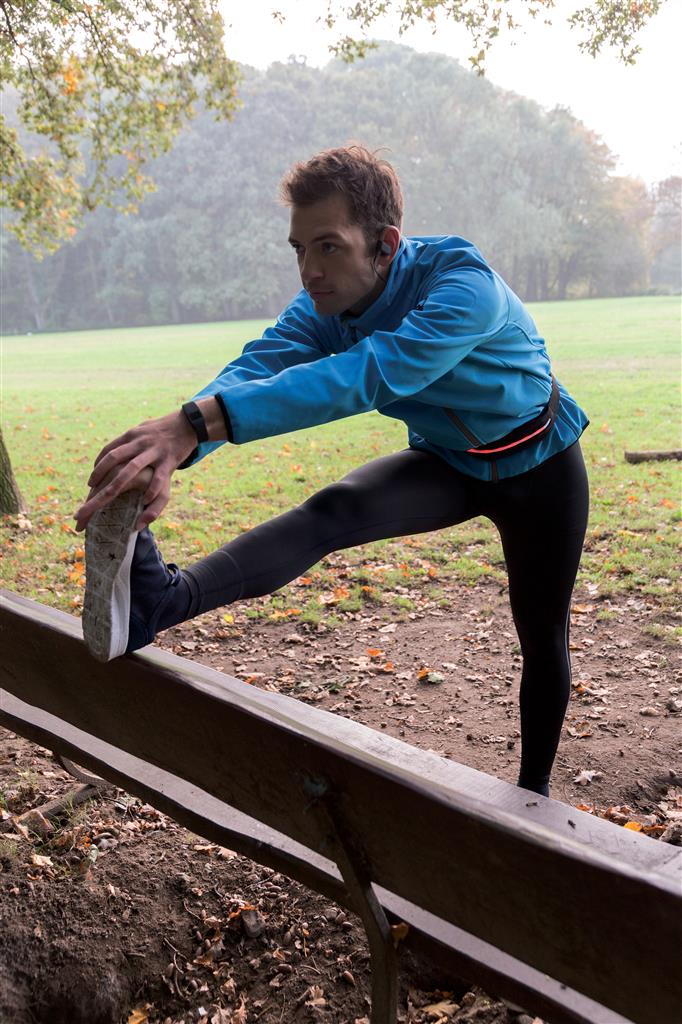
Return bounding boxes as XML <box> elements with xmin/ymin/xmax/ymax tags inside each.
<box><xmin>1</xmin><ymin>296</ymin><xmax>680</xmax><ymax>618</ymax></box>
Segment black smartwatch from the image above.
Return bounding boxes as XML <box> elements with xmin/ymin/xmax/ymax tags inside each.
<box><xmin>181</xmin><ymin>401</ymin><xmax>209</xmax><ymax>444</ymax></box>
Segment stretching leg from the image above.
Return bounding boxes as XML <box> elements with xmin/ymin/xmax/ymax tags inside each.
<box><xmin>183</xmin><ymin>448</ymin><xmax>480</xmax><ymax>616</ymax></box>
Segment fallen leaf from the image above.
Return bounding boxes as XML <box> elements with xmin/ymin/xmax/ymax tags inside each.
<box><xmin>423</xmin><ymin>1000</ymin><xmax>459</xmax><ymax>1019</ymax></box>
<box><xmin>30</xmin><ymin>853</ymin><xmax>53</xmax><ymax>868</ymax></box>
<box><xmin>127</xmin><ymin>1008</ymin><xmax>150</xmax><ymax>1024</ymax></box>
<box><xmin>573</xmin><ymin>769</ymin><xmax>603</xmax><ymax>786</ymax></box>
<box><xmin>567</xmin><ymin>725</ymin><xmax>593</xmax><ymax>738</ymax></box>
<box><xmin>419</xmin><ymin>670</ymin><xmax>444</xmax><ymax>684</ymax></box>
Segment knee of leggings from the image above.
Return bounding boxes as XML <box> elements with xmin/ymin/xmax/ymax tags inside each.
<box><xmin>300</xmin><ymin>479</ymin><xmax>369</xmax><ymax>527</ymax></box>
<box><xmin>516</xmin><ymin>622</ymin><xmax>569</xmax><ymax>663</ymax></box>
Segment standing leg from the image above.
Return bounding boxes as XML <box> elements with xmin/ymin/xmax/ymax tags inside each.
<box><xmin>183</xmin><ymin>448</ymin><xmax>480</xmax><ymax>615</ymax></box>
<box><xmin>490</xmin><ymin>443</ymin><xmax>589</xmax><ymax>797</ymax></box>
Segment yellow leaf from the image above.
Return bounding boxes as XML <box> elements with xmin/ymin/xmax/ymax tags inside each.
<box><xmin>127</xmin><ymin>1007</ymin><xmax>150</xmax><ymax>1024</ymax></box>
<box><xmin>222</xmin><ymin>613</ymin><xmax>234</xmax><ymax>624</ymax></box>
<box><xmin>624</xmin><ymin>821</ymin><xmax>643</xmax><ymax>831</ymax></box>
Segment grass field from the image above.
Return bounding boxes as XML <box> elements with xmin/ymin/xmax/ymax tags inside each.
<box><xmin>1</xmin><ymin>296</ymin><xmax>680</xmax><ymax>626</ymax></box>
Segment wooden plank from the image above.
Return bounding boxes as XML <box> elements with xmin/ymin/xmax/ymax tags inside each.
<box><xmin>0</xmin><ymin>694</ymin><xmax>634</xmax><ymax>1024</ymax></box>
<box><xmin>2</xmin><ymin>591</ymin><xmax>681</xmax><ymax>1024</ymax></box>
<box><xmin>624</xmin><ymin>450</ymin><xmax>682</xmax><ymax>463</ymax></box>
<box><xmin>2</xmin><ymin>592</ymin><xmax>677</xmax><ymax>877</ymax></box>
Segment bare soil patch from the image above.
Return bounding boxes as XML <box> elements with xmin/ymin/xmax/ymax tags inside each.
<box><xmin>2</xmin><ymin>576</ymin><xmax>681</xmax><ymax>1024</ymax></box>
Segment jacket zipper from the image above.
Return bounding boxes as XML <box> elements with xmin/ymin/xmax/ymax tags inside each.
<box><xmin>443</xmin><ymin>407</ymin><xmax>482</xmax><ymax>446</ymax></box>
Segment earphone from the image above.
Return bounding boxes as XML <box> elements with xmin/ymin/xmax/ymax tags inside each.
<box><xmin>376</xmin><ymin>240</ymin><xmax>391</xmax><ymax>256</ymax></box>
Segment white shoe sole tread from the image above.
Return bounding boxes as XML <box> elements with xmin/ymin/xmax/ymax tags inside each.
<box><xmin>82</xmin><ymin>491</ymin><xmax>144</xmax><ymax>662</ymax></box>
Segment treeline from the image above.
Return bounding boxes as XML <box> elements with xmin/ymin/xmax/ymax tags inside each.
<box><xmin>2</xmin><ymin>43</ymin><xmax>680</xmax><ymax>334</ymax></box>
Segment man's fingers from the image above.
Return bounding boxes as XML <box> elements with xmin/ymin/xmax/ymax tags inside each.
<box><xmin>92</xmin><ymin>428</ymin><xmax>136</xmax><ymax>468</ymax></box>
<box><xmin>88</xmin><ymin>439</ymin><xmax>146</xmax><ymax>488</ymax></box>
<box><xmin>143</xmin><ymin>461</ymin><xmax>174</xmax><ymax>502</ymax></box>
<box><xmin>136</xmin><ymin>492</ymin><xmax>168</xmax><ymax>531</ymax></box>
<box><xmin>75</xmin><ymin>464</ymin><xmax>156</xmax><ymax>531</ymax></box>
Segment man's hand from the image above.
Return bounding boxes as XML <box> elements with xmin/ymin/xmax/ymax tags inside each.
<box><xmin>74</xmin><ymin>409</ymin><xmax>198</xmax><ymax>532</ymax></box>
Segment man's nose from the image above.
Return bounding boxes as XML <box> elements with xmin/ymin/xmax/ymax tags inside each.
<box><xmin>301</xmin><ymin>252</ymin><xmax>323</xmax><ymax>283</ymax></box>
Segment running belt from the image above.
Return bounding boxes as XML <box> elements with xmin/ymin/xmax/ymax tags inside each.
<box><xmin>444</xmin><ymin>375</ymin><xmax>560</xmax><ymax>461</ymax></box>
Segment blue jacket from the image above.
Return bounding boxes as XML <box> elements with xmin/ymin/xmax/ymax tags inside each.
<box><xmin>189</xmin><ymin>235</ymin><xmax>588</xmax><ymax>481</ymax></box>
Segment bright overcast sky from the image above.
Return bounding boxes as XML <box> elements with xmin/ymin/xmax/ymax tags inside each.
<box><xmin>219</xmin><ymin>0</ymin><xmax>681</xmax><ymax>186</ymax></box>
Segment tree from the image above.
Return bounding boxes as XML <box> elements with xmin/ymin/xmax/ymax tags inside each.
<box><xmin>1</xmin><ymin>0</ymin><xmax>242</xmax><ymax>514</ymax></box>
<box><xmin>316</xmin><ymin>0</ymin><xmax>667</xmax><ymax>71</ymax></box>
<box><xmin>2</xmin><ymin>1</ymin><xmax>667</xmax><ymax>258</ymax></box>
<box><xmin>649</xmin><ymin>176</ymin><xmax>682</xmax><ymax>292</ymax></box>
<box><xmin>1</xmin><ymin>0</ymin><xmax>239</xmax><ymax>257</ymax></box>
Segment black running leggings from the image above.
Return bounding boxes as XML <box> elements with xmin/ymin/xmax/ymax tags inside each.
<box><xmin>184</xmin><ymin>442</ymin><xmax>589</xmax><ymax>795</ymax></box>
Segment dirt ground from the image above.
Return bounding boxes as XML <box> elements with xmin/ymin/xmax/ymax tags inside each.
<box><xmin>2</xmin><ymin>568</ymin><xmax>681</xmax><ymax>1024</ymax></box>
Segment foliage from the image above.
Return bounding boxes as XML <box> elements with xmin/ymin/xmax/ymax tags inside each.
<box><xmin>1</xmin><ymin>0</ymin><xmax>239</xmax><ymax>256</ymax></box>
<box><xmin>0</xmin><ymin>44</ymin><xmax>663</xmax><ymax>335</ymax></box>
<box><xmin>316</xmin><ymin>0</ymin><xmax>666</xmax><ymax>71</ymax></box>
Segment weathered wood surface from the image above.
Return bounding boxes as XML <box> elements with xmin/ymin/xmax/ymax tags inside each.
<box><xmin>0</xmin><ymin>690</ymin><xmax>632</xmax><ymax>1024</ymax></box>
<box><xmin>624</xmin><ymin>449</ymin><xmax>682</xmax><ymax>463</ymax></box>
<box><xmin>2</xmin><ymin>590</ymin><xmax>681</xmax><ymax>1024</ymax></box>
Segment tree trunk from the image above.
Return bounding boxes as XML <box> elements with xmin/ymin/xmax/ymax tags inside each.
<box><xmin>0</xmin><ymin>428</ymin><xmax>26</xmax><ymax>514</ymax></box>
<box><xmin>22</xmin><ymin>249</ymin><xmax>44</xmax><ymax>332</ymax></box>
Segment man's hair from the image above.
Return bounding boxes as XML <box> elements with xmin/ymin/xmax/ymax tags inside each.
<box><xmin>279</xmin><ymin>144</ymin><xmax>403</xmax><ymax>249</ymax></box>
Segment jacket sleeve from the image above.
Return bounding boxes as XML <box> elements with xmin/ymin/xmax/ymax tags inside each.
<box><xmin>182</xmin><ymin>293</ymin><xmax>328</xmax><ymax>464</ymax></box>
<box><xmin>219</xmin><ymin>266</ymin><xmax>508</xmax><ymax>445</ymax></box>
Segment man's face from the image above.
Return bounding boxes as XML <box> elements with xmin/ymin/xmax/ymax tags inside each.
<box><xmin>288</xmin><ymin>194</ymin><xmax>384</xmax><ymax>317</ymax></box>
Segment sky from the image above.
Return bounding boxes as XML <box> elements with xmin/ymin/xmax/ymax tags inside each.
<box><xmin>218</xmin><ymin>0</ymin><xmax>681</xmax><ymax>186</ymax></box>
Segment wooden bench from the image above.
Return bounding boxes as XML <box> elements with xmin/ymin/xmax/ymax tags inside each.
<box><xmin>1</xmin><ymin>589</ymin><xmax>680</xmax><ymax>1024</ymax></box>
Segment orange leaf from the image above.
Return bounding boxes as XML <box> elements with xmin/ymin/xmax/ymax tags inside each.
<box><xmin>367</xmin><ymin>648</ymin><xmax>383</xmax><ymax>658</ymax></box>
<box><xmin>624</xmin><ymin>821</ymin><xmax>643</xmax><ymax>831</ymax></box>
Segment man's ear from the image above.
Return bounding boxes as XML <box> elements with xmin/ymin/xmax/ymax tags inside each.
<box><xmin>377</xmin><ymin>225</ymin><xmax>401</xmax><ymax>264</ymax></box>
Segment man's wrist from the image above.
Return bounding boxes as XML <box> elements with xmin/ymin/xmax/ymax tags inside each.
<box><xmin>195</xmin><ymin>396</ymin><xmax>231</xmax><ymax>442</ymax></box>
<box><xmin>175</xmin><ymin>397</ymin><xmax>232</xmax><ymax>471</ymax></box>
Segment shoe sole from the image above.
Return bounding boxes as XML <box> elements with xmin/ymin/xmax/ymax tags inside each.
<box><xmin>82</xmin><ymin>490</ymin><xmax>145</xmax><ymax>662</ymax></box>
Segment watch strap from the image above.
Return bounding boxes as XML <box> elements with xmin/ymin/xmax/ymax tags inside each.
<box><xmin>181</xmin><ymin>401</ymin><xmax>209</xmax><ymax>444</ymax></box>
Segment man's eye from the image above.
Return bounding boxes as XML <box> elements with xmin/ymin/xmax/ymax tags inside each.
<box><xmin>321</xmin><ymin>242</ymin><xmax>337</xmax><ymax>254</ymax></box>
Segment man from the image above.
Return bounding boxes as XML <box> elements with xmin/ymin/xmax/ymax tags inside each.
<box><xmin>75</xmin><ymin>145</ymin><xmax>589</xmax><ymax>798</ymax></box>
